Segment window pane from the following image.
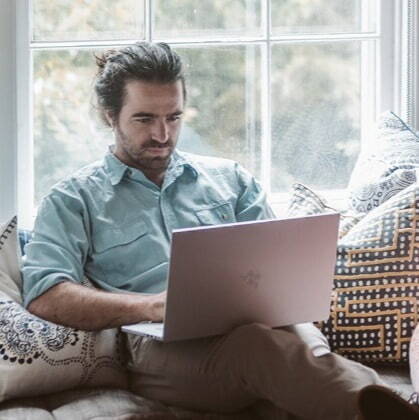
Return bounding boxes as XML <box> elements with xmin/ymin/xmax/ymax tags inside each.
<box><xmin>176</xmin><ymin>45</ymin><xmax>261</xmax><ymax>178</ymax></box>
<box><xmin>33</xmin><ymin>45</ymin><xmax>261</xmax><ymax>203</ymax></box>
<box><xmin>32</xmin><ymin>0</ymin><xmax>145</xmax><ymax>41</ymax></box>
<box><xmin>154</xmin><ymin>0</ymin><xmax>262</xmax><ymax>39</ymax></box>
<box><xmin>271</xmin><ymin>41</ymin><xmax>373</xmax><ymax>192</ymax></box>
<box><xmin>272</xmin><ymin>0</ymin><xmax>377</xmax><ymax>35</ymax></box>
<box><xmin>33</xmin><ymin>49</ymin><xmax>112</xmax><ymax>203</ymax></box>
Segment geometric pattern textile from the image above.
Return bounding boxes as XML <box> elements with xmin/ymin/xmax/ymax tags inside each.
<box><xmin>347</xmin><ymin>111</ymin><xmax>419</xmax><ymax>215</ymax></box>
<box><xmin>320</xmin><ymin>182</ymin><xmax>419</xmax><ymax>364</ymax></box>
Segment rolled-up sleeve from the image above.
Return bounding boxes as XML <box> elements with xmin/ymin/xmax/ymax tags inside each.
<box><xmin>234</xmin><ymin>163</ymin><xmax>276</xmax><ymax>222</ymax></box>
<box><xmin>22</xmin><ymin>186</ymin><xmax>90</xmax><ymax>308</ymax></box>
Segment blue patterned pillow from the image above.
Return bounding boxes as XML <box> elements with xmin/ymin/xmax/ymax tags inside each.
<box><xmin>348</xmin><ymin>111</ymin><xmax>419</xmax><ymax>214</ymax></box>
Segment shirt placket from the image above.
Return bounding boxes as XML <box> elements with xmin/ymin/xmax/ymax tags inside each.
<box><xmin>159</xmin><ymin>166</ymin><xmax>184</xmax><ymax>240</ymax></box>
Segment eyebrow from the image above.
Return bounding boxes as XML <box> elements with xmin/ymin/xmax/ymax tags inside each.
<box><xmin>131</xmin><ymin>111</ymin><xmax>183</xmax><ymax>118</ymax></box>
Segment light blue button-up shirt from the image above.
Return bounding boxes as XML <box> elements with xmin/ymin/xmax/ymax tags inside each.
<box><xmin>22</xmin><ymin>150</ymin><xmax>275</xmax><ymax>308</ymax></box>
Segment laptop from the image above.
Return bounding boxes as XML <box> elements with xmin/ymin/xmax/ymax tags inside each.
<box><xmin>121</xmin><ymin>213</ymin><xmax>339</xmax><ymax>342</ymax></box>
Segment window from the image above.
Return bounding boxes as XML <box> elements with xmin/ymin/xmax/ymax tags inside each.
<box><xmin>11</xmin><ymin>0</ymin><xmax>418</xmax><ymax>226</ymax></box>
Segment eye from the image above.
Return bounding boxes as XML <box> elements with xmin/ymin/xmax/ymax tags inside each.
<box><xmin>133</xmin><ymin>117</ymin><xmax>152</xmax><ymax>124</ymax></box>
<box><xmin>167</xmin><ymin>114</ymin><xmax>182</xmax><ymax>122</ymax></box>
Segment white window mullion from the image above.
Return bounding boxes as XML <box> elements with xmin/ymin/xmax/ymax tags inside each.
<box><xmin>389</xmin><ymin>0</ymin><xmax>418</xmax><ymax>126</ymax></box>
<box><xmin>245</xmin><ymin>0</ymin><xmax>260</xmax><ymax>177</ymax></box>
<box><xmin>145</xmin><ymin>0</ymin><xmax>152</xmax><ymax>42</ymax></box>
<box><xmin>260</xmin><ymin>0</ymin><xmax>271</xmax><ymax>195</ymax></box>
<box><xmin>361</xmin><ymin>41</ymin><xmax>377</xmax><ymax>149</ymax></box>
<box><xmin>0</xmin><ymin>0</ymin><xmax>18</xmax><ymax>222</ymax></box>
<box><xmin>401</xmin><ymin>0</ymin><xmax>417</xmax><ymax>127</ymax></box>
<box><xmin>17</xmin><ymin>0</ymin><xmax>33</xmax><ymax>229</ymax></box>
<box><xmin>416</xmin><ymin>0</ymin><xmax>419</xmax><ymax>127</ymax></box>
<box><xmin>360</xmin><ymin>0</ymin><xmax>378</xmax><ymax>150</ymax></box>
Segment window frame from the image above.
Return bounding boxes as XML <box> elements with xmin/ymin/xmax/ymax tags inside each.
<box><xmin>4</xmin><ymin>0</ymin><xmax>418</xmax><ymax>227</ymax></box>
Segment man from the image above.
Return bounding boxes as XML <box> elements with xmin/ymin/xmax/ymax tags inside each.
<box><xmin>22</xmin><ymin>42</ymin><xmax>387</xmax><ymax>419</ymax></box>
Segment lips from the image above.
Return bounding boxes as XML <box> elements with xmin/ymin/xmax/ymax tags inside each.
<box><xmin>145</xmin><ymin>146</ymin><xmax>170</xmax><ymax>155</ymax></box>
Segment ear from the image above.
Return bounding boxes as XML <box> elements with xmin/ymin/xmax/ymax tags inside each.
<box><xmin>105</xmin><ymin>111</ymin><xmax>115</xmax><ymax>129</ymax></box>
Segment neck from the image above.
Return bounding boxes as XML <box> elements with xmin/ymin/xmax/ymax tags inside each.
<box><xmin>141</xmin><ymin>168</ymin><xmax>166</xmax><ymax>187</ymax></box>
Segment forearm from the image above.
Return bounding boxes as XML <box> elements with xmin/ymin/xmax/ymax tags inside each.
<box><xmin>27</xmin><ymin>280</ymin><xmax>162</xmax><ymax>331</ymax></box>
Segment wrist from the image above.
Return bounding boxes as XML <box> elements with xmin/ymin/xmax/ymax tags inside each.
<box><xmin>124</xmin><ymin>293</ymin><xmax>150</xmax><ymax>322</ymax></box>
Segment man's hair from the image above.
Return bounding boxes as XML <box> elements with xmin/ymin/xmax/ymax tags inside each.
<box><xmin>94</xmin><ymin>42</ymin><xmax>186</xmax><ymax>126</ymax></box>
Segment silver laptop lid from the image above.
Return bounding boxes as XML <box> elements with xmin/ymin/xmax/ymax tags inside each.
<box><xmin>162</xmin><ymin>213</ymin><xmax>339</xmax><ymax>341</ymax></box>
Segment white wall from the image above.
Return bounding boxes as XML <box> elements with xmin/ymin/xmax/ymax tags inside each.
<box><xmin>0</xmin><ymin>0</ymin><xmax>17</xmax><ymax>222</ymax></box>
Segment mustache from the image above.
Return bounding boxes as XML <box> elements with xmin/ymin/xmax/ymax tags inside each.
<box><xmin>144</xmin><ymin>140</ymin><xmax>173</xmax><ymax>148</ymax></box>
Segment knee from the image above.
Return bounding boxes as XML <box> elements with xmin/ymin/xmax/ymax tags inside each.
<box><xmin>226</xmin><ymin>322</ymin><xmax>319</xmax><ymax>359</ymax></box>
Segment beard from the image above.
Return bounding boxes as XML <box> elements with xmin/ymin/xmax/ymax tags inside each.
<box><xmin>114</xmin><ymin>125</ymin><xmax>176</xmax><ymax>172</ymax></box>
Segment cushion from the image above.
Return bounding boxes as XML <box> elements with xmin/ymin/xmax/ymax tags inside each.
<box><xmin>320</xmin><ymin>182</ymin><xmax>419</xmax><ymax>364</ymax></box>
<box><xmin>286</xmin><ymin>183</ymin><xmax>361</xmax><ymax>238</ymax></box>
<box><xmin>0</xmin><ymin>218</ymin><xmax>128</xmax><ymax>403</ymax></box>
<box><xmin>286</xmin><ymin>183</ymin><xmax>331</xmax><ymax>216</ymax></box>
<box><xmin>347</xmin><ymin>111</ymin><xmax>419</xmax><ymax>215</ymax></box>
<box><xmin>0</xmin><ymin>216</ymin><xmax>23</xmax><ymax>303</ymax></box>
<box><xmin>0</xmin><ymin>290</ymin><xmax>128</xmax><ymax>402</ymax></box>
<box><xmin>287</xmin><ymin>182</ymin><xmax>419</xmax><ymax>364</ymax></box>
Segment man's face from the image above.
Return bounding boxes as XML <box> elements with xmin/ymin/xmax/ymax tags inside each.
<box><xmin>111</xmin><ymin>80</ymin><xmax>184</xmax><ymax>172</ymax></box>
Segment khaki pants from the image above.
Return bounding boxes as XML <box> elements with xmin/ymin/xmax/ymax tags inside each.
<box><xmin>126</xmin><ymin>323</ymin><xmax>385</xmax><ymax>420</ymax></box>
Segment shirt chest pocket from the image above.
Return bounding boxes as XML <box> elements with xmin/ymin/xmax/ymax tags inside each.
<box><xmin>92</xmin><ymin>221</ymin><xmax>149</xmax><ymax>254</ymax></box>
<box><xmin>195</xmin><ymin>202</ymin><xmax>236</xmax><ymax>226</ymax></box>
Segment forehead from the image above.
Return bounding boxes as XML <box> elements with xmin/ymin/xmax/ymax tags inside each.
<box><xmin>121</xmin><ymin>80</ymin><xmax>184</xmax><ymax>114</ymax></box>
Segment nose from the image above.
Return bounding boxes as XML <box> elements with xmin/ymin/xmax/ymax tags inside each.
<box><xmin>152</xmin><ymin>120</ymin><xmax>169</xmax><ymax>143</ymax></box>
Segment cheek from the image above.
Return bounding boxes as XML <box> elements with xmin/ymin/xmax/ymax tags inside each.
<box><xmin>123</xmin><ymin>127</ymin><xmax>149</xmax><ymax>144</ymax></box>
<box><xmin>170</xmin><ymin>123</ymin><xmax>182</xmax><ymax>138</ymax></box>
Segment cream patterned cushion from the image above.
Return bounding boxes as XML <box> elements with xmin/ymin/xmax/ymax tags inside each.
<box><xmin>0</xmin><ymin>217</ymin><xmax>128</xmax><ymax>402</ymax></box>
<box><xmin>348</xmin><ymin>111</ymin><xmax>419</xmax><ymax>215</ymax></box>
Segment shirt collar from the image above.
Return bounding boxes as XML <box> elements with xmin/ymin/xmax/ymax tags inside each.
<box><xmin>104</xmin><ymin>147</ymin><xmax>199</xmax><ymax>186</ymax></box>
<box><xmin>104</xmin><ymin>148</ymin><xmax>129</xmax><ymax>186</ymax></box>
<box><xmin>169</xmin><ymin>150</ymin><xmax>199</xmax><ymax>179</ymax></box>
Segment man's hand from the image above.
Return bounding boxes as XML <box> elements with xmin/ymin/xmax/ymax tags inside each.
<box><xmin>144</xmin><ymin>291</ymin><xmax>166</xmax><ymax>322</ymax></box>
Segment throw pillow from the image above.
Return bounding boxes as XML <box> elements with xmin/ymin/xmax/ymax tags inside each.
<box><xmin>320</xmin><ymin>182</ymin><xmax>419</xmax><ymax>364</ymax></box>
<box><xmin>347</xmin><ymin>111</ymin><xmax>419</xmax><ymax>215</ymax></box>
<box><xmin>0</xmin><ymin>218</ymin><xmax>129</xmax><ymax>402</ymax></box>
<box><xmin>0</xmin><ymin>290</ymin><xmax>128</xmax><ymax>402</ymax></box>
<box><xmin>286</xmin><ymin>183</ymin><xmax>361</xmax><ymax>238</ymax></box>
<box><xmin>0</xmin><ymin>216</ymin><xmax>22</xmax><ymax>303</ymax></box>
